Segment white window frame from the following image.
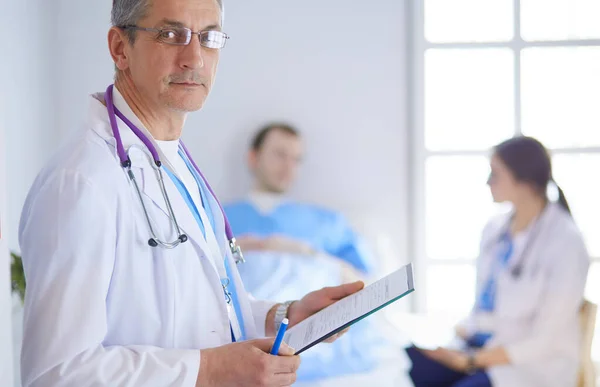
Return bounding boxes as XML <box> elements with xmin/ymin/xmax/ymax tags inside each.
<box><xmin>410</xmin><ymin>0</ymin><xmax>600</xmax><ymax>315</ymax></box>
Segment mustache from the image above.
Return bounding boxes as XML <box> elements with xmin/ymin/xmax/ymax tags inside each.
<box><xmin>167</xmin><ymin>73</ymin><xmax>207</xmax><ymax>85</ymax></box>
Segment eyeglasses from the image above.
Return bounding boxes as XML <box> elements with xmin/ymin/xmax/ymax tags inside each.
<box><xmin>121</xmin><ymin>25</ymin><xmax>229</xmax><ymax>49</ymax></box>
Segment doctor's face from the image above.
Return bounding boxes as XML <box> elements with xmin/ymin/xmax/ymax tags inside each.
<box><xmin>488</xmin><ymin>155</ymin><xmax>520</xmax><ymax>203</ymax></box>
<box><xmin>117</xmin><ymin>0</ymin><xmax>222</xmax><ymax>113</ymax></box>
<box><xmin>250</xmin><ymin>129</ymin><xmax>304</xmax><ymax>194</ymax></box>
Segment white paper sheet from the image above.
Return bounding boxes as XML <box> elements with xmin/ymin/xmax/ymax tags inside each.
<box><xmin>284</xmin><ymin>263</ymin><xmax>414</xmax><ymax>354</ymax></box>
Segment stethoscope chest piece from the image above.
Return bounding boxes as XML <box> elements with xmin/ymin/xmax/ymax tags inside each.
<box><xmin>229</xmin><ymin>238</ymin><xmax>245</xmax><ymax>265</ymax></box>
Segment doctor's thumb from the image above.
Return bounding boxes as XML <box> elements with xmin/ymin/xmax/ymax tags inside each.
<box><xmin>275</xmin><ymin>342</ymin><xmax>296</xmax><ymax>356</ymax></box>
<box><xmin>328</xmin><ymin>281</ymin><xmax>365</xmax><ymax>300</ymax></box>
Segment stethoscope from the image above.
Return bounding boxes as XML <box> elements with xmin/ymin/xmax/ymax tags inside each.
<box><xmin>483</xmin><ymin>207</ymin><xmax>547</xmax><ymax>279</ymax></box>
<box><xmin>104</xmin><ymin>84</ymin><xmax>245</xmax><ymax>264</ymax></box>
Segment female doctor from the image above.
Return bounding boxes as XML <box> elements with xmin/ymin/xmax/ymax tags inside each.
<box><xmin>406</xmin><ymin>136</ymin><xmax>590</xmax><ymax>387</ymax></box>
<box><xmin>17</xmin><ymin>0</ymin><xmax>361</xmax><ymax>386</ymax></box>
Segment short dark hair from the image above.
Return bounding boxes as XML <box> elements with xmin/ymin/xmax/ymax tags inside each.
<box><xmin>250</xmin><ymin>123</ymin><xmax>300</xmax><ymax>151</ymax></box>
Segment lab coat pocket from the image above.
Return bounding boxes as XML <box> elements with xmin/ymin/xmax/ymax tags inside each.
<box><xmin>495</xmin><ymin>271</ymin><xmax>545</xmax><ymax>320</ymax></box>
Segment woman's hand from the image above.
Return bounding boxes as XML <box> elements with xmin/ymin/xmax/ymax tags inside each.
<box><xmin>420</xmin><ymin>347</ymin><xmax>469</xmax><ymax>372</ymax></box>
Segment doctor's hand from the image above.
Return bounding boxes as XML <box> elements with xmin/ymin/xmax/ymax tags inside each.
<box><xmin>286</xmin><ymin>281</ymin><xmax>365</xmax><ymax>343</ymax></box>
<box><xmin>197</xmin><ymin>339</ymin><xmax>301</xmax><ymax>387</ymax></box>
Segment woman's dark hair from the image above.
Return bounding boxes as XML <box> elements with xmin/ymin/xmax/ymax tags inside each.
<box><xmin>494</xmin><ymin>136</ymin><xmax>570</xmax><ymax>214</ymax></box>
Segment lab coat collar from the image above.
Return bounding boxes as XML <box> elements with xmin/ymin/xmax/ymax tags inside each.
<box><xmin>488</xmin><ymin>201</ymin><xmax>570</xmax><ymax>275</ymax></box>
<box><xmin>87</xmin><ymin>88</ymin><xmax>208</xmax><ymax>256</ymax></box>
<box><xmin>88</xmin><ymin>88</ymin><xmax>178</xmax><ymax>175</ymax></box>
<box><xmin>492</xmin><ymin>201</ymin><xmax>557</xmax><ymax>239</ymax></box>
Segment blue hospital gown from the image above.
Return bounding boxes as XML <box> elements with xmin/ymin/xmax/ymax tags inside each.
<box><xmin>224</xmin><ymin>200</ymin><xmax>374</xmax><ymax>273</ymax></box>
<box><xmin>224</xmin><ymin>200</ymin><xmax>386</xmax><ymax>381</ymax></box>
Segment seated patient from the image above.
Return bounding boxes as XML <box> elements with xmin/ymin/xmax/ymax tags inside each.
<box><xmin>224</xmin><ymin>123</ymin><xmax>388</xmax><ymax>382</ymax></box>
<box><xmin>407</xmin><ymin>136</ymin><xmax>590</xmax><ymax>387</ymax></box>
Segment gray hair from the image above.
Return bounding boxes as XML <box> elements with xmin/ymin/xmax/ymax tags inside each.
<box><xmin>111</xmin><ymin>0</ymin><xmax>224</xmax><ymax>43</ymax></box>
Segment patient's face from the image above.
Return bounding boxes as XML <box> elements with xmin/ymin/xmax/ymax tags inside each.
<box><xmin>488</xmin><ymin>155</ymin><xmax>519</xmax><ymax>203</ymax></box>
<box><xmin>252</xmin><ymin>129</ymin><xmax>303</xmax><ymax>193</ymax></box>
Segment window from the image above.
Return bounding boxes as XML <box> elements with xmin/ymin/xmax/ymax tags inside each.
<box><xmin>424</xmin><ymin>49</ymin><xmax>515</xmax><ymax>151</ymax></box>
<box><xmin>413</xmin><ymin>0</ymin><xmax>600</xmax><ymax>358</ymax></box>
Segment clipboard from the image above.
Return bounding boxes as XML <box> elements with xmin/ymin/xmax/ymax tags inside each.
<box><xmin>283</xmin><ymin>263</ymin><xmax>414</xmax><ymax>355</ymax></box>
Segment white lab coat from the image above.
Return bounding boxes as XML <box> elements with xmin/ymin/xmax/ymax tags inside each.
<box><xmin>461</xmin><ymin>203</ymin><xmax>590</xmax><ymax>387</ymax></box>
<box><xmin>18</xmin><ymin>90</ymin><xmax>275</xmax><ymax>387</ymax></box>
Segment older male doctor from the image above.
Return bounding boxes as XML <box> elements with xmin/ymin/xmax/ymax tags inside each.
<box><xmin>18</xmin><ymin>0</ymin><xmax>363</xmax><ymax>386</ymax></box>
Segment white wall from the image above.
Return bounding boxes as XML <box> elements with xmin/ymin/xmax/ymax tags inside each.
<box><xmin>2</xmin><ymin>1</ymin><xmax>60</xmax><ymax>384</ymax></box>
<box><xmin>3</xmin><ymin>0</ymin><xmax>58</xmax><ymax>253</ymax></box>
<box><xmin>51</xmin><ymin>0</ymin><xmax>411</xmax><ymax>274</ymax></box>
<box><xmin>55</xmin><ymin>0</ymin><xmax>114</xmax><ymax>138</ymax></box>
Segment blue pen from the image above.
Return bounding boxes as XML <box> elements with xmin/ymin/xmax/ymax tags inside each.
<box><xmin>270</xmin><ymin>318</ymin><xmax>289</xmax><ymax>355</ymax></box>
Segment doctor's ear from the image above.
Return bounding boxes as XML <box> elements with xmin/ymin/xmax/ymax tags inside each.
<box><xmin>247</xmin><ymin>150</ymin><xmax>259</xmax><ymax>169</ymax></box>
<box><xmin>108</xmin><ymin>27</ymin><xmax>131</xmax><ymax>71</ymax></box>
